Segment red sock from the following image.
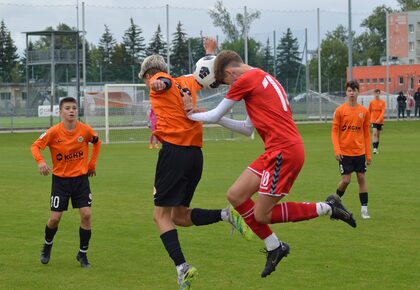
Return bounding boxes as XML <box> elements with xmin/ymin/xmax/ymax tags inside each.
<box><xmin>271</xmin><ymin>202</ymin><xmax>318</xmax><ymax>223</ymax></box>
<box><xmin>235</xmin><ymin>199</ymin><xmax>272</xmax><ymax>240</ymax></box>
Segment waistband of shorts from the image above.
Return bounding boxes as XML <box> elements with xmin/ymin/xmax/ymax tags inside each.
<box><xmin>162</xmin><ymin>141</ymin><xmax>201</xmax><ymax>150</ymax></box>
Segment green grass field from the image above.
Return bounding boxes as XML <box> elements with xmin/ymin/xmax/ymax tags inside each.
<box><xmin>0</xmin><ymin>121</ymin><xmax>419</xmax><ymax>289</ymax></box>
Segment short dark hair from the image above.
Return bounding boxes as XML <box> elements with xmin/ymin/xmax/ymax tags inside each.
<box><xmin>59</xmin><ymin>97</ymin><xmax>77</xmax><ymax>109</ymax></box>
<box><xmin>374</xmin><ymin>89</ymin><xmax>381</xmax><ymax>93</ymax></box>
<box><xmin>346</xmin><ymin>80</ymin><xmax>359</xmax><ymax>91</ymax></box>
<box><xmin>214</xmin><ymin>50</ymin><xmax>244</xmax><ymax>83</ymax></box>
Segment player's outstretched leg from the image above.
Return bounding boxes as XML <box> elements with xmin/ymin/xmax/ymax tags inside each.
<box><xmin>177</xmin><ymin>263</ymin><xmax>198</xmax><ymax>290</ymax></box>
<box><xmin>226</xmin><ymin>205</ymin><xmax>254</xmax><ymax>241</ymax></box>
<box><xmin>76</xmin><ymin>251</ymin><xmax>91</xmax><ymax>268</ymax></box>
<box><xmin>40</xmin><ymin>243</ymin><xmax>53</xmax><ymax>264</ymax></box>
<box><xmin>261</xmin><ymin>241</ymin><xmax>290</xmax><ymax>278</ymax></box>
<box><xmin>326</xmin><ymin>194</ymin><xmax>357</xmax><ymax>228</ymax></box>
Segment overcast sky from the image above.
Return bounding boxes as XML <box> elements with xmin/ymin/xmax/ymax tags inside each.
<box><xmin>1</xmin><ymin>0</ymin><xmax>400</xmax><ymax>55</ymax></box>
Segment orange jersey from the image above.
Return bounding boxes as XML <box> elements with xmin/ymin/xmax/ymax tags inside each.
<box><xmin>332</xmin><ymin>103</ymin><xmax>371</xmax><ymax>160</ymax></box>
<box><xmin>31</xmin><ymin>121</ymin><xmax>100</xmax><ymax>177</ymax></box>
<box><xmin>368</xmin><ymin>98</ymin><xmax>386</xmax><ymax>124</ymax></box>
<box><xmin>150</xmin><ymin>72</ymin><xmax>203</xmax><ymax>147</ymax></box>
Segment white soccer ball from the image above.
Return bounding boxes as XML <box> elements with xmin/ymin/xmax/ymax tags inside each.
<box><xmin>193</xmin><ymin>55</ymin><xmax>219</xmax><ymax>89</ymax></box>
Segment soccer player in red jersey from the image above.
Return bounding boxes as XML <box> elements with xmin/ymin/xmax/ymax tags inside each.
<box><xmin>188</xmin><ymin>50</ymin><xmax>356</xmax><ymax>278</ymax></box>
<box><xmin>31</xmin><ymin>97</ymin><xmax>101</xmax><ymax>268</ymax></box>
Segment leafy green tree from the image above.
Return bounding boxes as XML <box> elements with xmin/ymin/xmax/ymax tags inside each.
<box><xmin>221</xmin><ymin>38</ymin><xmax>264</xmax><ymax>68</ymax></box>
<box><xmin>276</xmin><ymin>28</ymin><xmax>301</xmax><ymax>93</ymax></box>
<box><xmin>208</xmin><ymin>1</ymin><xmax>260</xmax><ymax>41</ymax></box>
<box><xmin>123</xmin><ymin>18</ymin><xmax>146</xmax><ymax>65</ymax></box>
<box><xmin>354</xmin><ymin>5</ymin><xmax>394</xmax><ymax>65</ymax></box>
<box><xmin>170</xmin><ymin>21</ymin><xmax>189</xmax><ymax>76</ymax></box>
<box><xmin>146</xmin><ymin>25</ymin><xmax>167</xmax><ymax>58</ymax></box>
<box><xmin>0</xmin><ymin>20</ymin><xmax>19</xmax><ymax>82</ymax></box>
<box><xmin>397</xmin><ymin>0</ymin><xmax>420</xmax><ymax>10</ymax></box>
<box><xmin>309</xmin><ymin>25</ymin><xmax>349</xmax><ymax>92</ymax></box>
<box><xmin>87</xmin><ymin>44</ymin><xmax>102</xmax><ymax>82</ymax></box>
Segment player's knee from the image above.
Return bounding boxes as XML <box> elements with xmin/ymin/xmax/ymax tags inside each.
<box><xmin>227</xmin><ymin>187</ymin><xmax>242</xmax><ymax>206</ymax></box>
<box><xmin>80</xmin><ymin>212</ymin><xmax>91</xmax><ymax>224</ymax></box>
<box><xmin>253</xmin><ymin>209</ymin><xmax>270</xmax><ymax>224</ymax></box>
<box><xmin>357</xmin><ymin>175</ymin><xmax>366</xmax><ymax>184</ymax></box>
<box><xmin>341</xmin><ymin>178</ymin><xmax>351</xmax><ymax>187</ymax></box>
<box><xmin>48</xmin><ymin>217</ymin><xmax>61</xmax><ymax>227</ymax></box>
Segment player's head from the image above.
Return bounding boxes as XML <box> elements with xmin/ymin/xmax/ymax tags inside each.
<box><xmin>59</xmin><ymin>97</ymin><xmax>78</xmax><ymax>120</ymax></box>
<box><xmin>59</xmin><ymin>97</ymin><xmax>77</xmax><ymax>110</ymax></box>
<box><xmin>345</xmin><ymin>80</ymin><xmax>359</xmax><ymax>100</ymax></box>
<box><xmin>374</xmin><ymin>89</ymin><xmax>380</xmax><ymax>98</ymax></box>
<box><xmin>138</xmin><ymin>55</ymin><xmax>168</xmax><ymax>85</ymax></box>
<box><xmin>214</xmin><ymin>50</ymin><xmax>244</xmax><ymax>85</ymax></box>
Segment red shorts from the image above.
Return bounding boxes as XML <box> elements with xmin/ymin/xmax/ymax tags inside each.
<box><xmin>248</xmin><ymin>143</ymin><xmax>305</xmax><ymax>196</ymax></box>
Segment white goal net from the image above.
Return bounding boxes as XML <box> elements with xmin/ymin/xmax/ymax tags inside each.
<box><xmin>82</xmin><ymin>84</ymin><xmax>247</xmax><ymax>144</ymax></box>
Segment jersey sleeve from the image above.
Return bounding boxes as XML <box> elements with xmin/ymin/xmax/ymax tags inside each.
<box><xmin>86</xmin><ymin>125</ymin><xmax>101</xmax><ymax>170</ymax></box>
<box><xmin>331</xmin><ymin>108</ymin><xmax>342</xmax><ymax>155</ymax></box>
<box><xmin>225</xmin><ymin>75</ymin><xmax>253</xmax><ymax>102</ymax></box>
<box><xmin>30</xmin><ymin>129</ymin><xmax>53</xmax><ymax>164</ymax></box>
<box><xmin>379</xmin><ymin>101</ymin><xmax>386</xmax><ymax>121</ymax></box>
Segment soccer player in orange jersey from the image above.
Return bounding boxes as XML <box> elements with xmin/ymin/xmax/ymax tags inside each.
<box><xmin>138</xmin><ymin>38</ymin><xmax>251</xmax><ymax>290</ymax></box>
<box><xmin>368</xmin><ymin>89</ymin><xmax>386</xmax><ymax>154</ymax></box>
<box><xmin>332</xmin><ymin>80</ymin><xmax>371</xmax><ymax>219</ymax></box>
<box><xmin>188</xmin><ymin>50</ymin><xmax>356</xmax><ymax>278</ymax></box>
<box><xmin>31</xmin><ymin>97</ymin><xmax>101</xmax><ymax>268</ymax></box>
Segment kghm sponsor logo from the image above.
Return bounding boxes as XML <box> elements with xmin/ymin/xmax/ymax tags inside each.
<box><xmin>56</xmin><ymin>151</ymin><xmax>84</xmax><ymax>161</ymax></box>
<box><xmin>64</xmin><ymin>151</ymin><xmax>83</xmax><ymax>161</ymax></box>
<box><xmin>341</xmin><ymin>124</ymin><xmax>361</xmax><ymax>132</ymax></box>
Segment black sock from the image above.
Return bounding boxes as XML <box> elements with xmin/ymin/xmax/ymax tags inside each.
<box><xmin>336</xmin><ymin>189</ymin><xmax>345</xmax><ymax>197</ymax></box>
<box><xmin>191</xmin><ymin>208</ymin><xmax>222</xmax><ymax>226</ymax></box>
<box><xmin>372</xmin><ymin>142</ymin><xmax>376</xmax><ymax>149</ymax></box>
<box><xmin>376</xmin><ymin>142</ymin><xmax>380</xmax><ymax>149</ymax></box>
<box><xmin>79</xmin><ymin>227</ymin><xmax>91</xmax><ymax>252</ymax></box>
<box><xmin>45</xmin><ymin>225</ymin><xmax>58</xmax><ymax>244</ymax></box>
<box><xmin>359</xmin><ymin>192</ymin><xmax>368</xmax><ymax>206</ymax></box>
<box><xmin>160</xmin><ymin>229</ymin><xmax>185</xmax><ymax>266</ymax></box>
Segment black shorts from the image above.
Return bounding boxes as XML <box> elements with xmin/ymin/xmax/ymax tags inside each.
<box><xmin>339</xmin><ymin>155</ymin><xmax>367</xmax><ymax>175</ymax></box>
<box><xmin>371</xmin><ymin>123</ymin><xmax>383</xmax><ymax>131</ymax></box>
<box><xmin>50</xmin><ymin>174</ymin><xmax>92</xmax><ymax>211</ymax></box>
<box><xmin>153</xmin><ymin>142</ymin><xmax>203</xmax><ymax>207</ymax></box>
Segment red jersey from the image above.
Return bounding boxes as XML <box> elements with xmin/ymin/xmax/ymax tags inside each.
<box><xmin>225</xmin><ymin>68</ymin><xmax>302</xmax><ymax>151</ymax></box>
<box><xmin>31</xmin><ymin>121</ymin><xmax>100</xmax><ymax>177</ymax></box>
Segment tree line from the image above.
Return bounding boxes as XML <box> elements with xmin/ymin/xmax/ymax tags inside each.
<box><xmin>1</xmin><ymin>0</ymin><xmax>419</xmax><ymax>94</ymax></box>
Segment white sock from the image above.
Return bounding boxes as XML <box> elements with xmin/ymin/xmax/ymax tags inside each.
<box><xmin>361</xmin><ymin>205</ymin><xmax>368</xmax><ymax>212</ymax></box>
<box><xmin>221</xmin><ymin>208</ymin><xmax>229</xmax><ymax>222</ymax></box>
<box><xmin>316</xmin><ymin>202</ymin><xmax>332</xmax><ymax>216</ymax></box>
<box><xmin>264</xmin><ymin>233</ymin><xmax>280</xmax><ymax>251</ymax></box>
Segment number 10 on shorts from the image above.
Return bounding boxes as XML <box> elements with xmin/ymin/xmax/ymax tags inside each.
<box><xmin>51</xmin><ymin>196</ymin><xmax>60</xmax><ymax>209</ymax></box>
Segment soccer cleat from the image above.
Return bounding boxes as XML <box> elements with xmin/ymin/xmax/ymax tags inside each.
<box><xmin>40</xmin><ymin>243</ymin><xmax>52</xmax><ymax>264</ymax></box>
<box><xmin>261</xmin><ymin>242</ymin><xmax>290</xmax><ymax>278</ymax></box>
<box><xmin>76</xmin><ymin>252</ymin><xmax>91</xmax><ymax>268</ymax></box>
<box><xmin>373</xmin><ymin>148</ymin><xmax>378</xmax><ymax>154</ymax></box>
<box><xmin>154</xmin><ymin>143</ymin><xmax>159</xmax><ymax>149</ymax></box>
<box><xmin>178</xmin><ymin>263</ymin><xmax>198</xmax><ymax>290</ymax></box>
<box><xmin>226</xmin><ymin>205</ymin><xmax>254</xmax><ymax>241</ymax></box>
<box><xmin>361</xmin><ymin>207</ymin><xmax>371</xmax><ymax>219</ymax></box>
<box><xmin>149</xmin><ymin>144</ymin><xmax>153</xmax><ymax>149</ymax></box>
<box><xmin>326</xmin><ymin>194</ymin><xmax>357</xmax><ymax>228</ymax></box>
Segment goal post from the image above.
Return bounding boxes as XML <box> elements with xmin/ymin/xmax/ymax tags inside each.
<box><xmin>83</xmin><ymin>83</ymin><xmax>248</xmax><ymax>144</ymax></box>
